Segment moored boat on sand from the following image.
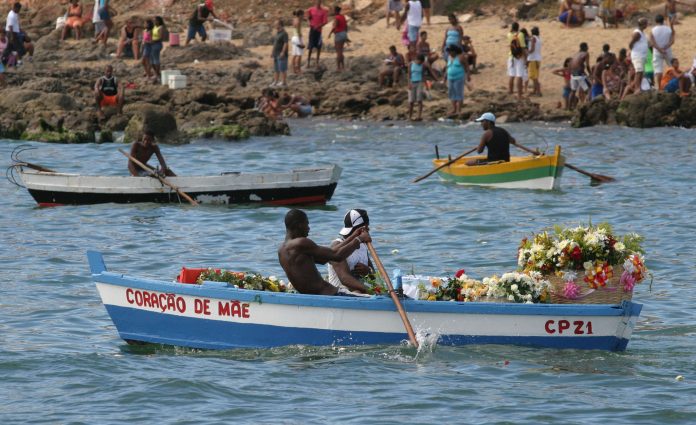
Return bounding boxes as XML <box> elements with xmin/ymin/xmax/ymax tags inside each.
<box><xmin>88</xmin><ymin>251</ymin><xmax>642</xmax><ymax>352</ymax></box>
<box><xmin>14</xmin><ymin>165</ymin><xmax>341</xmax><ymax>206</ymax></box>
<box><xmin>434</xmin><ymin>145</ymin><xmax>565</xmax><ymax>190</ymax></box>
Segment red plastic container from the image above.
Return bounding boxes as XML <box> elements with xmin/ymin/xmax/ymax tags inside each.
<box><xmin>177</xmin><ymin>267</ymin><xmax>220</xmax><ymax>284</ymax></box>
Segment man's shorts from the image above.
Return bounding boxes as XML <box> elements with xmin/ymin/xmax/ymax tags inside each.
<box><xmin>187</xmin><ymin>23</ymin><xmax>206</xmax><ymax>41</ymax></box>
<box><xmin>528</xmin><ymin>60</ymin><xmax>540</xmax><ymax>79</ymax></box>
<box><xmin>388</xmin><ymin>0</ymin><xmax>404</xmax><ymax>12</ymax></box>
<box><xmin>274</xmin><ymin>56</ymin><xmax>288</xmax><ymax>73</ymax></box>
<box><xmin>308</xmin><ymin>27</ymin><xmax>322</xmax><ymax>49</ymax></box>
<box><xmin>562</xmin><ymin>86</ymin><xmax>571</xmax><ymax>99</ymax></box>
<box><xmin>94</xmin><ymin>21</ymin><xmax>105</xmax><ymax>36</ymax></box>
<box><xmin>652</xmin><ymin>48</ymin><xmax>672</xmax><ymax>74</ymax></box>
<box><xmin>591</xmin><ymin>82</ymin><xmax>604</xmax><ymax>99</ymax></box>
<box><xmin>408</xmin><ymin>81</ymin><xmax>424</xmax><ymax>102</ymax></box>
<box><xmin>100</xmin><ymin>94</ymin><xmax>118</xmax><ymax>107</ymax></box>
<box><xmin>507</xmin><ymin>57</ymin><xmax>525</xmax><ymax>77</ymax></box>
<box><xmin>570</xmin><ymin>74</ymin><xmax>589</xmax><ymax>92</ymax></box>
<box><xmin>407</xmin><ymin>25</ymin><xmax>420</xmax><ymax>43</ymax></box>
<box><xmin>664</xmin><ymin>78</ymin><xmax>679</xmax><ymax>93</ymax></box>
<box><xmin>631</xmin><ymin>54</ymin><xmax>646</xmax><ymax>73</ymax></box>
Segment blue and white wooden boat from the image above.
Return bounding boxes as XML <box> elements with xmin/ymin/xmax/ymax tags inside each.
<box><xmin>88</xmin><ymin>251</ymin><xmax>643</xmax><ymax>352</ymax></box>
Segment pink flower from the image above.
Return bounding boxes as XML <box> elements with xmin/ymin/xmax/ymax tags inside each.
<box><xmin>620</xmin><ymin>271</ymin><xmax>636</xmax><ymax>292</ymax></box>
<box><xmin>563</xmin><ymin>281</ymin><xmax>580</xmax><ymax>299</ymax></box>
<box><xmin>455</xmin><ymin>269</ymin><xmax>466</xmax><ymax>278</ymax></box>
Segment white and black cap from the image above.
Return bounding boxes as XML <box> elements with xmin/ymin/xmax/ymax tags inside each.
<box><xmin>339</xmin><ymin>209</ymin><xmax>369</xmax><ymax>236</ymax></box>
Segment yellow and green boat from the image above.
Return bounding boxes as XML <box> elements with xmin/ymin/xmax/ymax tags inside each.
<box><xmin>434</xmin><ymin>146</ymin><xmax>565</xmax><ymax>190</ymax></box>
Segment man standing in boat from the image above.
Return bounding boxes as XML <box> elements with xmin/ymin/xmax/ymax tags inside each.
<box><xmin>279</xmin><ymin>209</ymin><xmax>370</xmax><ymax>295</ymax></box>
<box><xmin>327</xmin><ymin>209</ymin><xmax>374</xmax><ymax>294</ymax></box>
<box><xmin>468</xmin><ymin>112</ymin><xmax>523</xmax><ymax>165</ymax></box>
<box><xmin>128</xmin><ymin>130</ymin><xmax>176</xmax><ymax>177</ymax></box>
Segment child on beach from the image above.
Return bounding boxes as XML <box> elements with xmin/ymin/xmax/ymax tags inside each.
<box><xmin>408</xmin><ymin>53</ymin><xmax>434</xmax><ymax>121</ymax></box>
<box><xmin>291</xmin><ymin>10</ymin><xmax>305</xmax><ymax>74</ymax></box>
<box><xmin>553</xmin><ymin>58</ymin><xmax>572</xmax><ymax>110</ymax></box>
<box><xmin>141</xmin><ymin>19</ymin><xmax>154</xmax><ymax>81</ymax></box>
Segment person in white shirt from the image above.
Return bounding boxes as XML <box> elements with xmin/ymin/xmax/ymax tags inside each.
<box><xmin>400</xmin><ymin>0</ymin><xmax>423</xmax><ymax>47</ymax></box>
<box><xmin>689</xmin><ymin>56</ymin><xmax>696</xmax><ymax>86</ymax></box>
<box><xmin>649</xmin><ymin>14</ymin><xmax>674</xmax><ymax>90</ymax></box>
<box><xmin>327</xmin><ymin>209</ymin><xmax>374</xmax><ymax>294</ymax></box>
<box><xmin>527</xmin><ymin>26</ymin><xmax>542</xmax><ymax>96</ymax></box>
<box><xmin>5</xmin><ymin>2</ymin><xmax>33</xmax><ymax>61</ymax></box>
<box><xmin>624</xmin><ymin>17</ymin><xmax>649</xmax><ymax>98</ymax></box>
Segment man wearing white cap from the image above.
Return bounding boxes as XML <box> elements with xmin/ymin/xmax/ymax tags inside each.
<box><xmin>327</xmin><ymin>209</ymin><xmax>374</xmax><ymax>294</ymax></box>
<box><xmin>467</xmin><ymin>112</ymin><xmax>520</xmax><ymax>165</ymax></box>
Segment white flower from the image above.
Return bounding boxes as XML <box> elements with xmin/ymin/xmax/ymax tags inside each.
<box><xmin>507</xmin><ymin>294</ymin><xmax>515</xmax><ymax>301</ymax></box>
<box><xmin>614</xmin><ymin>242</ymin><xmax>625</xmax><ymax>252</ymax></box>
<box><xmin>510</xmin><ymin>284</ymin><xmax>519</xmax><ymax>292</ymax></box>
<box><xmin>583</xmin><ymin>261</ymin><xmax>593</xmax><ymax>270</ymax></box>
<box><xmin>524</xmin><ymin>294</ymin><xmax>533</xmax><ymax>301</ymax></box>
<box><xmin>268</xmin><ymin>275</ymin><xmax>278</xmax><ymax>282</ymax></box>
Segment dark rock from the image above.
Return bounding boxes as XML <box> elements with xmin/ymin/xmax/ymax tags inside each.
<box><xmin>123</xmin><ymin>104</ymin><xmax>181</xmax><ymax>143</ymax></box>
<box><xmin>616</xmin><ymin>92</ymin><xmax>682</xmax><ymax>128</ymax></box>
<box><xmin>241</xmin><ymin>23</ymin><xmax>274</xmax><ymax>48</ymax></box>
<box><xmin>572</xmin><ymin>97</ymin><xmax>611</xmax><ymax>128</ymax></box>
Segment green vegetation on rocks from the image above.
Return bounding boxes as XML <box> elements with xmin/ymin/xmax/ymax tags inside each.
<box><xmin>187</xmin><ymin>124</ymin><xmax>251</xmax><ymax>141</ymax></box>
<box><xmin>20</xmin><ymin>130</ymin><xmax>95</xmax><ymax>144</ymax></box>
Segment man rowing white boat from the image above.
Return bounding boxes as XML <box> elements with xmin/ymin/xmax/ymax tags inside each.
<box><xmin>128</xmin><ymin>130</ymin><xmax>176</xmax><ymax>177</ymax></box>
<box><xmin>467</xmin><ymin>112</ymin><xmax>524</xmax><ymax>165</ymax></box>
<box><xmin>278</xmin><ymin>209</ymin><xmax>370</xmax><ymax>295</ymax></box>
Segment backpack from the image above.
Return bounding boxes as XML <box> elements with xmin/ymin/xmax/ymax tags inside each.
<box><xmin>510</xmin><ymin>34</ymin><xmax>523</xmax><ymax>58</ymax></box>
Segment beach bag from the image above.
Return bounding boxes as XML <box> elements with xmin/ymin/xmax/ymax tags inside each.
<box><xmin>510</xmin><ymin>35</ymin><xmax>524</xmax><ymax>59</ymax></box>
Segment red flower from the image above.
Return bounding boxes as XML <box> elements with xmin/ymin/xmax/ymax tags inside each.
<box><xmin>455</xmin><ymin>269</ymin><xmax>466</xmax><ymax>278</ymax></box>
<box><xmin>570</xmin><ymin>246</ymin><xmax>582</xmax><ymax>262</ymax></box>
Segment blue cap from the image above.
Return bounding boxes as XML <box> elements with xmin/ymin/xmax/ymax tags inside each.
<box><xmin>475</xmin><ymin>112</ymin><xmax>496</xmax><ymax>123</ymax></box>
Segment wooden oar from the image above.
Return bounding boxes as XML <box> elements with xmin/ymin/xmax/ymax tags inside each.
<box><xmin>118</xmin><ymin>149</ymin><xmax>198</xmax><ymax>206</ymax></box>
<box><xmin>512</xmin><ymin>143</ymin><xmax>615</xmax><ymax>183</ymax></box>
<box><xmin>17</xmin><ymin>161</ymin><xmax>56</xmax><ymax>173</ymax></box>
<box><xmin>413</xmin><ymin>147</ymin><xmax>477</xmax><ymax>183</ymax></box>
<box><xmin>366</xmin><ymin>241</ymin><xmax>419</xmax><ymax>348</ymax></box>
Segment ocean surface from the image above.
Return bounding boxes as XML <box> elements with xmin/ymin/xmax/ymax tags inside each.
<box><xmin>1</xmin><ymin>120</ymin><xmax>694</xmax><ymax>424</ymax></box>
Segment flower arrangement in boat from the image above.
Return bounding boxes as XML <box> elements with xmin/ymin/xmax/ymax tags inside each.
<box><xmin>197</xmin><ymin>268</ymin><xmax>289</xmax><ymax>292</ymax></box>
<box><xmin>518</xmin><ymin>223</ymin><xmax>647</xmax><ymax>274</ymax></box>
<box><xmin>362</xmin><ymin>273</ymin><xmax>389</xmax><ymax>295</ymax></box>
<box><xmin>484</xmin><ymin>271</ymin><xmax>551</xmax><ymax>304</ymax></box>
<box><xmin>417</xmin><ymin>269</ymin><xmax>547</xmax><ymax>303</ymax></box>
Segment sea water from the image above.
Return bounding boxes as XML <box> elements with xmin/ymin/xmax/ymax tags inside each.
<box><xmin>1</xmin><ymin>121</ymin><xmax>694</xmax><ymax>424</ymax></box>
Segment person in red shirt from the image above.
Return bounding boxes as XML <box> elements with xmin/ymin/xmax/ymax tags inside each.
<box><xmin>305</xmin><ymin>0</ymin><xmax>328</xmax><ymax>68</ymax></box>
<box><xmin>328</xmin><ymin>6</ymin><xmax>348</xmax><ymax>72</ymax></box>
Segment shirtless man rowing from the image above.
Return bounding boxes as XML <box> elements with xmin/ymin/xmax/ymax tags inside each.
<box><xmin>127</xmin><ymin>130</ymin><xmax>176</xmax><ymax>176</ymax></box>
<box><xmin>278</xmin><ymin>209</ymin><xmax>371</xmax><ymax>295</ymax></box>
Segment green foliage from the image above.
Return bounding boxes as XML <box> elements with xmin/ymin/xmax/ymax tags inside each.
<box><xmin>188</xmin><ymin>125</ymin><xmax>250</xmax><ymax>141</ymax></box>
<box><xmin>197</xmin><ymin>268</ymin><xmax>287</xmax><ymax>292</ymax></box>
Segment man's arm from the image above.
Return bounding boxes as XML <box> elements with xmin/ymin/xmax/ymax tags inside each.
<box><xmin>128</xmin><ymin>143</ymin><xmax>140</xmax><ymax>176</ymax></box>
<box><xmin>94</xmin><ymin>77</ymin><xmax>102</xmax><ymax>94</ymax></box>
<box><xmin>328</xmin><ymin>241</ymin><xmax>369</xmax><ymax>293</ymax></box>
<box><xmin>400</xmin><ymin>3</ymin><xmax>410</xmax><ymax>25</ymax></box>
<box><xmin>476</xmin><ymin>131</ymin><xmax>490</xmax><ymax>154</ymax></box>
<box><xmin>628</xmin><ymin>32</ymin><xmax>640</xmax><ymax>50</ymax></box>
<box><xmin>152</xmin><ymin>145</ymin><xmax>170</xmax><ymax>172</ymax></box>
<box><xmin>308</xmin><ymin>229</ymin><xmax>370</xmax><ymax>265</ymax></box>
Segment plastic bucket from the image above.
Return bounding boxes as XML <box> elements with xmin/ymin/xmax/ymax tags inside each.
<box><xmin>169</xmin><ymin>32</ymin><xmax>180</xmax><ymax>46</ymax></box>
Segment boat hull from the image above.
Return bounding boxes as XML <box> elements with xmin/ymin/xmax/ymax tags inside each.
<box><xmin>88</xmin><ymin>252</ymin><xmax>642</xmax><ymax>352</ymax></box>
<box><xmin>434</xmin><ymin>146</ymin><xmax>565</xmax><ymax>190</ymax></box>
<box><xmin>20</xmin><ymin>165</ymin><xmax>341</xmax><ymax>206</ymax></box>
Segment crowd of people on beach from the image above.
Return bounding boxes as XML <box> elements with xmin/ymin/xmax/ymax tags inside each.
<box><xmin>2</xmin><ymin>0</ymin><xmax>696</xmax><ymax>120</ymax></box>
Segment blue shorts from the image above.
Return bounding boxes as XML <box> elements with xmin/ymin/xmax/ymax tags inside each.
<box><xmin>274</xmin><ymin>56</ymin><xmax>288</xmax><ymax>73</ymax></box>
<box><xmin>150</xmin><ymin>41</ymin><xmax>162</xmax><ymax>65</ymax></box>
<box><xmin>408</xmin><ymin>25</ymin><xmax>420</xmax><ymax>43</ymax></box>
<box><xmin>562</xmin><ymin>86</ymin><xmax>571</xmax><ymax>99</ymax></box>
<box><xmin>664</xmin><ymin>78</ymin><xmax>679</xmax><ymax>93</ymax></box>
<box><xmin>187</xmin><ymin>24</ymin><xmax>206</xmax><ymax>41</ymax></box>
<box><xmin>334</xmin><ymin>31</ymin><xmax>347</xmax><ymax>44</ymax></box>
<box><xmin>559</xmin><ymin>11</ymin><xmax>579</xmax><ymax>24</ymax></box>
<box><xmin>448</xmin><ymin>78</ymin><xmax>464</xmax><ymax>101</ymax></box>
<box><xmin>590</xmin><ymin>83</ymin><xmax>603</xmax><ymax>99</ymax></box>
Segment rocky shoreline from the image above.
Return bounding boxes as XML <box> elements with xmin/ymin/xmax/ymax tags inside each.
<box><xmin>1</xmin><ymin>1</ymin><xmax>695</xmax><ymax>145</ymax></box>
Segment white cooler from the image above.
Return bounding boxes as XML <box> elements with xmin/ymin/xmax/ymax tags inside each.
<box><xmin>209</xmin><ymin>29</ymin><xmax>232</xmax><ymax>42</ymax></box>
<box><xmin>161</xmin><ymin>70</ymin><xmax>181</xmax><ymax>86</ymax></box>
<box><xmin>168</xmin><ymin>75</ymin><xmax>187</xmax><ymax>89</ymax></box>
